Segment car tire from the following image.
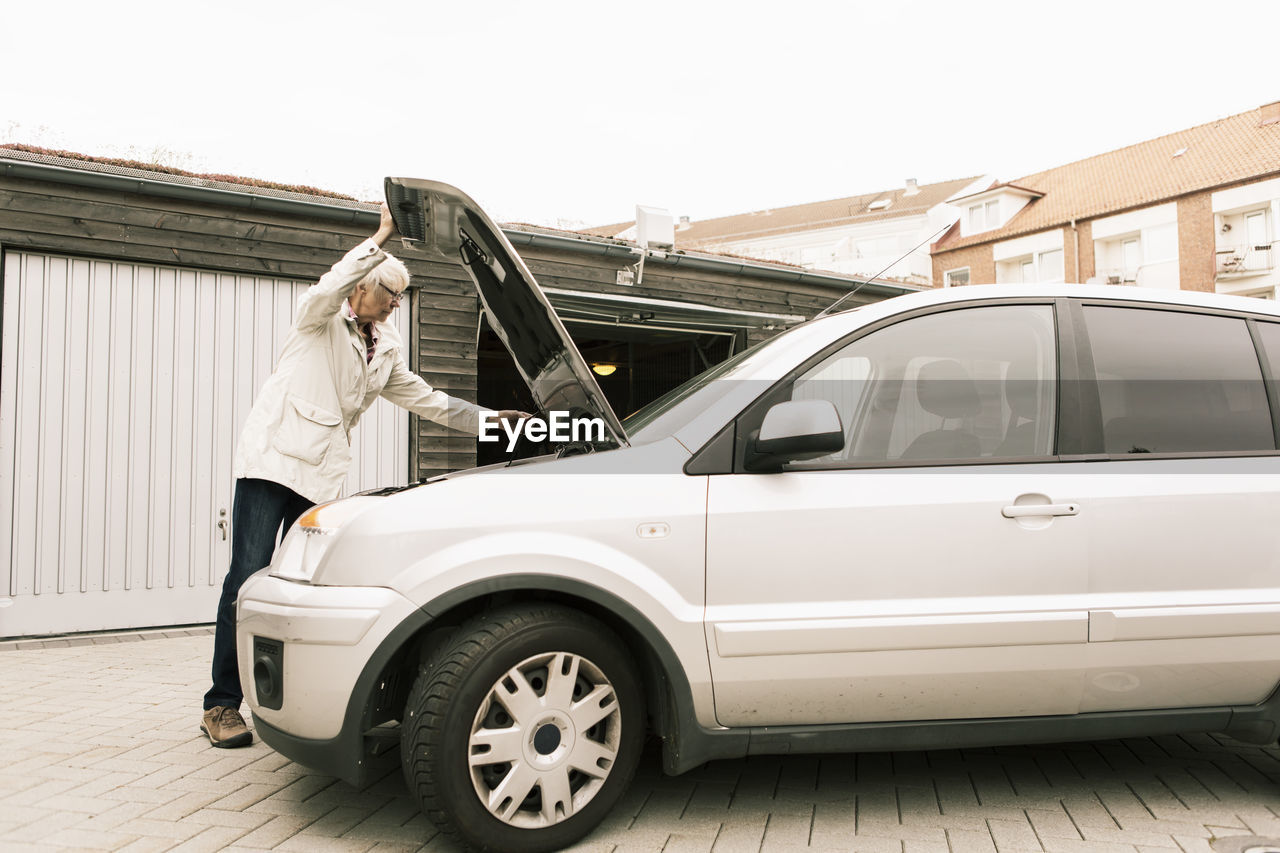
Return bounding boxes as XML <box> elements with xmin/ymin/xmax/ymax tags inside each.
<box><xmin>401</xmin><ymin>604</ymin><xmax>645</xmax><ymax>853</ymax></box>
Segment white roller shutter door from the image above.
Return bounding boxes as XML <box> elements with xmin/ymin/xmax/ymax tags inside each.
<box><xmin>0</xmin><ymin>251</ymin><xmax>411</xmax><ymax>637</ymax></box>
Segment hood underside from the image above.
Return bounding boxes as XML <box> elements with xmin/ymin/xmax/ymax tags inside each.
<box><xmin>384</xmin><ymin>177</ymin><xmax>627</xmax><ymax>447</ymax></box>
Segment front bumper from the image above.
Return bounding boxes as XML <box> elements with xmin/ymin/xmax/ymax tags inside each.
<box><xmin>236</xmin><ymin>571</ymin><xmax>426</xmax><ymax>780</ymax></box>
<box><xmin>252</xmin><ymin>714</ymin><xmax>400</xmax><ymax>787</ymax></box>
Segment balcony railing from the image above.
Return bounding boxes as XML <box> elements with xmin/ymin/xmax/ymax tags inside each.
<box><xmin>1096</xmin><ymin>267</ymin><xmax>1137</xmax><ymax>285</ymax></box>
<box><xmin>1215</xmin><ymin>242</ymin><xmax>1275</xmax><ymax>277</ymax></box>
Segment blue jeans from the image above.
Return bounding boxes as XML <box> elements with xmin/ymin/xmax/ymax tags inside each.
<box><xmin>204</xmin><ymin>478</ymin><xmax>313</xmax><ymax>711</ymax></box>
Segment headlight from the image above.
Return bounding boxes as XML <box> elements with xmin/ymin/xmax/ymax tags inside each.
<box><xmin>269</xmin><ymin>496</ymin><xmax>380</xmax><ymax>583</ymax></box>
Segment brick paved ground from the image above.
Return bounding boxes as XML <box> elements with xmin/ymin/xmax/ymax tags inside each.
<box><xmin>2</xmin><ymin>633</ymin><xmax>1280</xmax><ymax>852</ymax></box>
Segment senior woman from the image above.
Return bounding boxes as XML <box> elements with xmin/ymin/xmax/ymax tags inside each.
<box><xmin>201</xmin><ymin>204</ymin><xmax>525</xmax><ymax>748</ymax></box>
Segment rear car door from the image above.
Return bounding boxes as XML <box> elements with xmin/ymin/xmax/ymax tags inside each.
<box><xmin>704</xmin><ymin>301</ymin><xmax>1093</xmax><ymax>727</ymax></box>
<box><xmin>1071</xmin><ymin>302</ymin><xmax>1280</xmax><ymax>713</ymax></box>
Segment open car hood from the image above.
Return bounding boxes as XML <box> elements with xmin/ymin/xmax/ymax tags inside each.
<box><xmin>384</xmin><ymin>177</ymin><xmax>627</xmax><ymax>447</ymax></box>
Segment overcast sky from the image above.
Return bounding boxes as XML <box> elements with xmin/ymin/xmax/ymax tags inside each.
<box><xmin>3</xmin><ymin>1</ymin><xmax>1278</xmax><ymax>229</ymax></box>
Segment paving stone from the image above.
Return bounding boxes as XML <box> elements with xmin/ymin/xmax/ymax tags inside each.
<box><xmin>299</xmin><ymin>805</ymin><xmax>375</xmax><ymax>839</ymax></box>
<box><xmin>710</xmin><ymin>813</ymin><xmax>767</xmax><ymax>852</ymax></box>
<box><xmin>987</xmin><ymin>816</ymin><xmax>1043</xmax><ymax>850</ymax></box>
<box><xmin>276</xmin><ymin>835</ymin><xmax>378</xmax><ymax>852</ymax></box>
<box><xmin>903</xmin><ymin>842</ymin><xmax>950</xmax><ymax>853</ymax></box>
<box><xmin>73</xmin><ymin>800</ymin><xmax>158</xmax><ymax>833</ymax></box>
<box><xmin>661</xmin><ymin>825</ymin><xmax>720</xmax><ymax>852</ymax></box>
<box><xmin>236</xmin><ymin>814</ymin><xmax>318</xmax><ymax>848</ymax></box>
<box><xmin>179</xmin><ymin>807</ymin><xmax>273</xmax><ymax>830</ymax></box>
<box><xmin>365</xmin><ymin>844</ymin><xmax>430</xmax><ymax>853</ymax></box>
<box><xmin>109</xmin><ymin>817</ymin><xmax>206</xmax><ymax>842</ymax></box>
<box><xmin>166</xmin><ymin>824</ymin><xmax>254</xmax><ymax>852</ymax></box>
<box><xmin>758</xmin><ymin>809</ymin><xmax>815</xmax><ymax>850</ymax></box>
<box><xmin>947</xmin><ymin>827</ymin><xmax>999</xmax><ymax>853</ymax></box>
<box><xmin>1026</xmin><ymin>807</ymin><xmax>1083</xmax><ymax>840</ymax></box>
<box><xmin>114</xmin><ymin>837</ymin><xmax>182</xmax><ymax>853</ymax></box>
<box><xmin>1040</xmin><ymin>838</ymin><xmax>1138</xmax><ymax>853</ymax></box>
<box><xmin>38</xmin><ymin>826</ymin><xmax>143</xmax><ymax>849</ymax></box>
<box><xmin>141</xmin><ymin>790</ymin><xmax>229</xmax><ymax>822</ymax></box>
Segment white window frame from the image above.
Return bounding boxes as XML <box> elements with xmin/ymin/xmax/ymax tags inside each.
<box><xmin>1037</xmin><ymin>249</ymin><xmax>1064</xmax><ymax>283</ymax></box>
<box><xmin>1121</xmin><ymin>238</ymin><xmax>1141</xmax><ymax>281</ymax></box>
<box><xmin>944</xmin><ymin>267</ymin><xmax>970</xmax><ymax>288</ymax></box>
<box><xmin>985</xmin><ymin>200</ymin><xmax>1000</xmax><ymax>229</ymax></box>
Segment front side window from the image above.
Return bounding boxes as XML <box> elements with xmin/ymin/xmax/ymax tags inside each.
<box><xmin>784</xmin><ymin>304</ymin><xmax>1057</xmax><ymax>467</ymax></box>
<box><xmin>1083</xmin><ymin>306</ymin><xmax>1274</xmax><ymax>454</ymax></box>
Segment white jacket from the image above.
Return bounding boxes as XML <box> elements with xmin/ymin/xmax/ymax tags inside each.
<box><xmin>233</xmin><ymin>238</ymin><xmax>490</xmax><ymax>503</ymax></box>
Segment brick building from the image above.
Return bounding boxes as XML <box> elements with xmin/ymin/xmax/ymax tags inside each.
<box><xmin>931</xmin><ymin>101</ymin><xmax>1280</xmax><ymax>299</ymax></box>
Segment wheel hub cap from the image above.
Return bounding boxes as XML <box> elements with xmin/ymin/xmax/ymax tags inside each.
<box><xmin>468</xmin><ymin>651</ymin><xmax>623</xmax><ymax>829</ymax></box>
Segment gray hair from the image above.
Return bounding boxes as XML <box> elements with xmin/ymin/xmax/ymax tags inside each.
<box><xmin>363</xmin><ymin>252</ymin><xmax>410</xmax><ymax>292</ymax></box>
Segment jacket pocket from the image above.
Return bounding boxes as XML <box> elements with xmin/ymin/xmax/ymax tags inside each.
<box><xmin>272</xmin><ymin>395</ymin><xmax>343</xmax><ymax>466</ymax></box>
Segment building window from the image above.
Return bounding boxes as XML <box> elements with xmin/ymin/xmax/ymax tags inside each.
<box><xmin>996</xmin><ymin>249</ymin><xmax>1063</xmax><ymax>284</ymax></box>
<box><xmin>1244</xmin><ymin>211</ymin><xmax>1273</xmax><ymax>272</ymax></box>
<box><xmin>1121</xmin><ymin>238</ymin><xmax>1141</xmax><ymax>281</ymax></box>
<box><xmin>944</xmin><ymin>267</ymin><xmax>970</xmax><ymax>287</ymax></box>
<box><xmin>1038</xmin><ymin>249</ymin><xmax>1064</xmax><ymax>282</ymax></box>
<box><xmin>1216</xmin><ymin>209</ymin><xmax>1273</xmax><ymax>278</ymax></box>
<box><xmin>967</xmin><ymin>201</ymin><xmax>1000</xmax><ymax>233</ymax></box>
<box><xmin>1246</xmin><ymin>210</ymin><xmax>1267</xmax><ymax>246</ymax></box>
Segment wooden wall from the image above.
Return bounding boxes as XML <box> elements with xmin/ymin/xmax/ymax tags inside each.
<box><xmin>0</xmin><ymin>170</ymin><xmax>884</xmax><ymax>482</ymax></box>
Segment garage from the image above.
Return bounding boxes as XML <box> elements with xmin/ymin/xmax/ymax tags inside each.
<box><xmin>0</xmin><ymin>249</ymin><xmax>409</xmax><ymax>636</ymax></box>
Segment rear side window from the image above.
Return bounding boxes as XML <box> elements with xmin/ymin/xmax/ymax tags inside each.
<box><xmin>1082</xmin><ymin>307</ymin><xmax>1274</xmax><ymax>454</ymax></box>
<box><xmin>1259</xmin><ymin>322</ymin><xmax>1280</xmax><ymax>378</ymax></box>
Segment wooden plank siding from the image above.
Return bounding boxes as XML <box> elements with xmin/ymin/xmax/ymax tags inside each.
<box><xmin>0</xmin><ymin>168</ymin><xmax>886</xmax><ymax>483</ymax></box>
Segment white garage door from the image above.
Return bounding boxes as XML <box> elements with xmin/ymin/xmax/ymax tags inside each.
<box><xmin>0</xmin><ymin>251</ymin><xmax>411</xmax><ymax>638</ymax></box>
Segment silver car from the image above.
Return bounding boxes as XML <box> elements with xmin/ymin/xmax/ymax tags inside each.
<box><xmin>237</xmin><ymin>179</ymin><xmax>1280</xmax><ymax>853</ymax></box>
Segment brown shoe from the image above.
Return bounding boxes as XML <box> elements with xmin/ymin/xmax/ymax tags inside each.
<box><xmin>201</xmin><ymin>706</ymin><xmax>252</xmax><ymax>748</ymax></box>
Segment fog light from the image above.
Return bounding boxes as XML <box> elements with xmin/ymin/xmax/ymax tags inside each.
<box><xmin>253</xmin><ymin>637</ymin><xmax>283</xmax><ymax>710</ymax></box>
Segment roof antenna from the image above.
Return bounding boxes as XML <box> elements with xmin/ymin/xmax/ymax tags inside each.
<box><xmin>814</xmin><ymin>220</ymin><xmax>953</xmax><ymax>319</ymax></box>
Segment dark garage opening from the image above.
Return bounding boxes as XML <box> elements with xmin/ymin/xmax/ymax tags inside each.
<box><xmin>477</xmin><ymin>318</ymin><xmax>739</xmax><ymax>464</ymax></box>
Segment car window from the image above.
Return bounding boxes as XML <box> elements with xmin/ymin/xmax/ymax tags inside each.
<box><xmin>1082</xmin><ymin>306</ymin><xmax>1274</xmax><ymax>454</ymax></box>
<box><xmin>786</xmin><ymin>304</ymin><xmax>1057</xmax><ymax>467</ymax></box>
<box><xmin>1258</xmin><ymin>321</ymin><xmax>1280</xmax><ymax>379</ymax></box>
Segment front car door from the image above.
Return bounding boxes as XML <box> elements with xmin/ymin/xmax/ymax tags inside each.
<box><xmin>704</xmin><ymin>301</ymin><xmax>1092</xmax><ymax>727</ymax></box>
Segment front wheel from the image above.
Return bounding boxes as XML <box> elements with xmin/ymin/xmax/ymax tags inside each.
<box><xmin>401</xmin><ymin>605</ymin><xmax>645</xmax><ymax>853</ymax></box>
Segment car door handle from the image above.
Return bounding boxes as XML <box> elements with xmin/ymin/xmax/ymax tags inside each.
<box><xmin>1001</xmin><ymin>503</ymin><xmax>1079</xmax><ymax>518</ymax></box>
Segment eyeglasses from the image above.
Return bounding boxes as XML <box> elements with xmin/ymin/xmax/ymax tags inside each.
<box><xmin>376</xmin><ymin>281</ymin><xmax>405</xmax><ymax>305</ymax></box>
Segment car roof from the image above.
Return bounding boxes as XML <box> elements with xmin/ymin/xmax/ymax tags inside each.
<box><xmin>839</xmin><ymin>283</ymin><xmax>1280</xmax><ymax>321</ymax></box>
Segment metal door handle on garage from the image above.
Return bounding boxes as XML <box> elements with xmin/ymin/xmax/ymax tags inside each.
<box><xmin>1001</xmin><ymin>503</ymin><xmax>1079</xmax><ymax>518</ymax></box>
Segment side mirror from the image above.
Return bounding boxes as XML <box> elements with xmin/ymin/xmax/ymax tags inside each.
<box><xmin>744</xmin><ymin>399</ymin><xmax>845</xmax><ymax>472</ymax></box>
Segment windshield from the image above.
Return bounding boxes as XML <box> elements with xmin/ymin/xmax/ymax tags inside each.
<box><xmin>621</xmin><ymin>327</ymin><xmax>802</xmax><ymax>441</ymax></box>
